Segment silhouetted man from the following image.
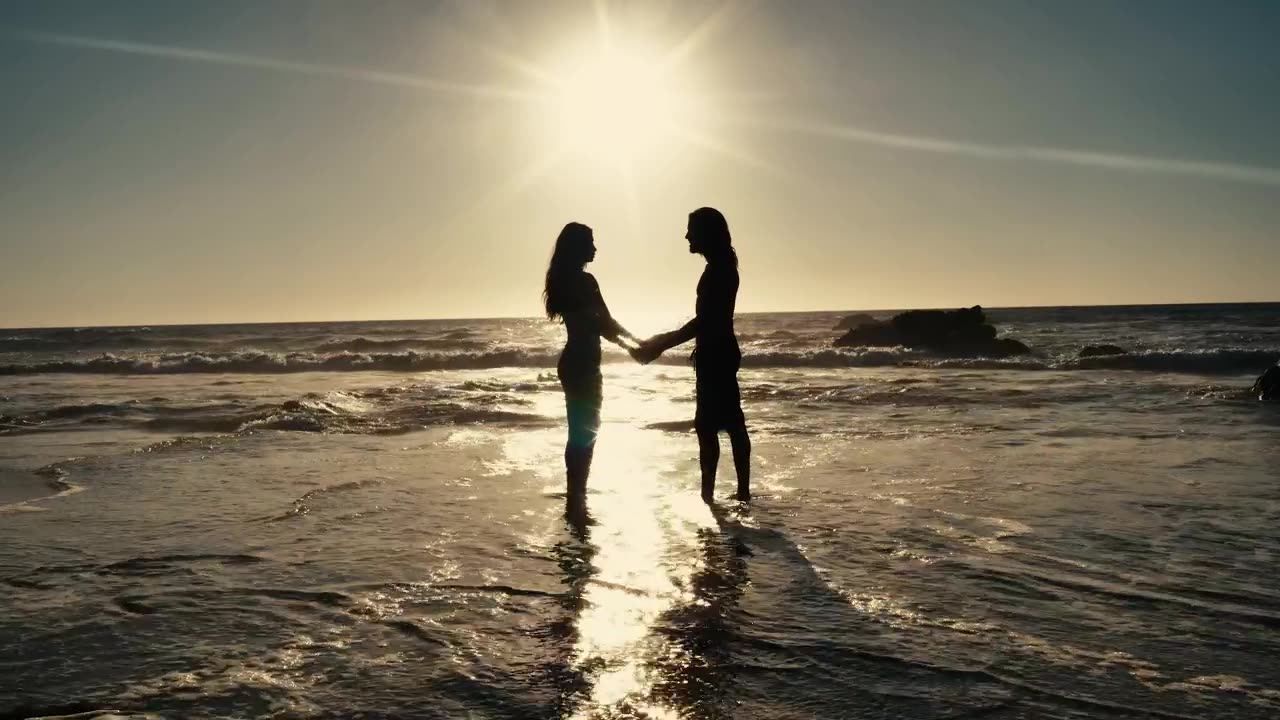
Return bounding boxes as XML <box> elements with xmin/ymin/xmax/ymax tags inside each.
<box><xmin>636</xmin><ymin>207</ymin><xmax>751</xmax><ymax>503</ymax></box>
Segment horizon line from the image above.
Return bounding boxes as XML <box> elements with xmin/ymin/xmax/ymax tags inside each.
<box><xmin>4</xmin><ymin>299</ymin><xmax>1278</xmax><ymax>332</ymax></box>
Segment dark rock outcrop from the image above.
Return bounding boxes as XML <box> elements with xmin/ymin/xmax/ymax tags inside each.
<box><xmin>991</xmin><ymin>338</ymin><xmax>1033</xmax><ymax>357</ymax></box>
<box><xmin>1079</xmin><ymin>344</ymin><xmax>1127</xmax><ymax>358</ymax></box>
<box><xmin>1254</xmin><ymin>365</ymin><xmax>1279</xmax><ymax>401</ymax></box>
<box><xmin>834</xmin><ymin>313</ymin><xmax>877</xmax><ymax>330</ymax></box>
<box><xmin>834</xmin><ymin>305</ymin><xmax>1031</xmax><ymax>358</ymax></box>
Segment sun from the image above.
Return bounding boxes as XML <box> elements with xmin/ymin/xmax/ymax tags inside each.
<box><xmin>535</xmin><ymin>40</ymin><xmax>698</xmax><ymax>167</ymax></box>
<box><xmin>450</xmin><ymin>7</ymin><xmax>766</xmax><ymax>232</ymax></box>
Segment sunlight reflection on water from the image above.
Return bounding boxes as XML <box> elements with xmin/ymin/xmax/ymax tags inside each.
<box><xmin>504</xmin><ymin>422</ymin><xmax>720</xmax><ymax>717</ymax></box>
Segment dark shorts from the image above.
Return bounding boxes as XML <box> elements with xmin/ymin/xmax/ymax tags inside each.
<box><xmin>694</xmin><ymin>366</ymin><xmax>746</xmax><ymax>432</ymax></box>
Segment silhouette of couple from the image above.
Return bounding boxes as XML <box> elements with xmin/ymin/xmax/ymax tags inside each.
<box><xmin>543</xmin><ymin>207</ymin><xmax>751</xmax><ymax>504</ymax></box>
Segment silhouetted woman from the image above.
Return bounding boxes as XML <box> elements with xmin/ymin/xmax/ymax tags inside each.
<box><xmin>544</xmin><ymin>222</ymin><xmax>638</xmax><ymax>497</ymax></box>
<box><xmin>639</xmin><ymin>207</ymin><xmax>751</xmax><ymax>503</ymax></box>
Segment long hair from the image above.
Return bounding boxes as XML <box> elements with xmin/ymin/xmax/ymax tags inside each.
<box><xmin>690</xmin><ymin>207</ymin><xmax>738</xmax><ymax>268</ymax></box>
<box><xmin>543</xmin><ymin>222</ymin><xmax>594</xmax><ymax>321</ymax></box>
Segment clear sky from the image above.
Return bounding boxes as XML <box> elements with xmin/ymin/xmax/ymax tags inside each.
<box><xmin>3</xmin><ymin>0</ymin><xmax>1278</xmax><ymax>328</ymax></box>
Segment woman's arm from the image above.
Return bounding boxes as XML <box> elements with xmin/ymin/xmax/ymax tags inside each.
<box><xmin>589</xmin><ymin>275</ymin><xmax>637</xmax><ymax>347</ymax></box>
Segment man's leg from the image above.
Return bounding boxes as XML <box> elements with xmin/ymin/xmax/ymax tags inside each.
<box><xmin>725</xmin><ymin>368</ymin><xmax>750</xmax><ymax>501</ymax></box>
<box><xmin>728</xmin><ymin>423</ymin><xmax>751</xmax><ymax>501</ymax></box>
<box><xmin>697</xmin><ymin>426</ymin><xmax>720</xmax><ymax>503</ymax></box>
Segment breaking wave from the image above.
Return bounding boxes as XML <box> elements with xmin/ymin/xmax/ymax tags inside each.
<box><xmin>0</xmin><ymin>349</ymin><xmax>561</xmax><ymax>375</ymax></box>
<box><xmin>1</xmin><ymin>388</ymin><xmax>550</xmax><ymax>438</ymax></box>
<box><xmin>2</xmin><ymin>346</ymin><xmax>1276</xmax><ymax>376</ymax></box>
<box><xmin>311</xmin><ymin>336</ymin><xmax>493</xmax><ymax>352</ymax></box>
<box><xmin>1060</xmin><ymin>348</ymin><xmax>1278</xmax><ymax>373</ymax></box>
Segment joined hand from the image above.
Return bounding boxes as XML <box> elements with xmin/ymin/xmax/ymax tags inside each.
<box><xmin>630</xmin><ymin>338</ymin><xmax>662</xmax><ymax>365</ymax></box>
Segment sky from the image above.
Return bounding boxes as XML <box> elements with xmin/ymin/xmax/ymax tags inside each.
<box><xmin>2</xmin><ymin>0</ymin><xmax>1278</xmax><ymax>328</ymax></box>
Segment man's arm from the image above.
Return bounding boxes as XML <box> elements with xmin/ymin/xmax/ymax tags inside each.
<box><xmin>649</xmin><ymin>317</ymin><xmax>697</xmax><ymax>355</ymax></box>
<box><xmin>645</xmin><ymin>267</ymin><xmax>728</xmax><ymax>358</ymax></box>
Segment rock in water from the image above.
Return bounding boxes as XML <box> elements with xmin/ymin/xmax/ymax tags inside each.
<box><xmin>834</xmin><ymin>313</ymin><xmax>877</xmax><ymax>330</ymax></box>
<box><xmin>1253</xmin><ymin>365</ymin><xmax>1280</xmax><ymax>401</ymax></box>
<box><xmin>835</xmin><ymin>320</ymin><xmax>899</xmax><ymax>347</ymax></box>
<box><xmin>834</xmin><ymin>305</ymin><xmax>1031</xmax><ymax>357</ymax></box>
<box><xmin>993</xmin><ymin>338</ymin><xmax>1033</xmax><ymax>357</ymax></box>
<box><xmin>1079</xmin><ymin>344</ymin><xmax>1128</xmax><ymax>358</ymax></box>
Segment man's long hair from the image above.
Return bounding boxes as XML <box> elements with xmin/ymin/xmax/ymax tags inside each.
<box><xmin>690</xmin><ymin>207</ymin><xmax>738</xmax><ymax>268</ymax></box>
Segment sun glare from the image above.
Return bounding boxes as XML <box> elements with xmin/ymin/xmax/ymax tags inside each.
<box><xmin>452</xmin><ymin>8</ymin><xmax>754</xmax><ymax>232</ymax></box>
<box><xmin>536</xmin><ymin>41</ymin><xmax>697</xmax><ymax>167</ymax></box>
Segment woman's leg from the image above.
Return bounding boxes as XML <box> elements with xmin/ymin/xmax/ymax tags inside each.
<box><xmin>563</xmin><ymin>373</ymin><xmax>602</xmax><ymax>497</ymax></box>
<box><xmin>560</xmin><ymin>373</ymin><xmax>578</xmax><ymax>495</ymax></box>
<box><xmin>565</xmin><ymin>446</ymin><xmax>589</xmax><ymax>496</ymax></box>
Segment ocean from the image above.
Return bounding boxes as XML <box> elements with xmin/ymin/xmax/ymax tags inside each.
<box><xmin>1</xmin><ymin>303</ymin><xmax>1277</xmax><ymax>719</ymax></box>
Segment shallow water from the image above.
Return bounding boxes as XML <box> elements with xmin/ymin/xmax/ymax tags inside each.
<box><xmin>2</xmin><ymin>306</ymin><xmax>1278</xmax><ymax>718</ymax></box>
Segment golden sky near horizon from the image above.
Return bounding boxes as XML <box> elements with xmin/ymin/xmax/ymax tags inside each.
<box><xmin>2</xmin><ymin>1</ymin><xmax>1278</xmax><ymax>328</ymax></box>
